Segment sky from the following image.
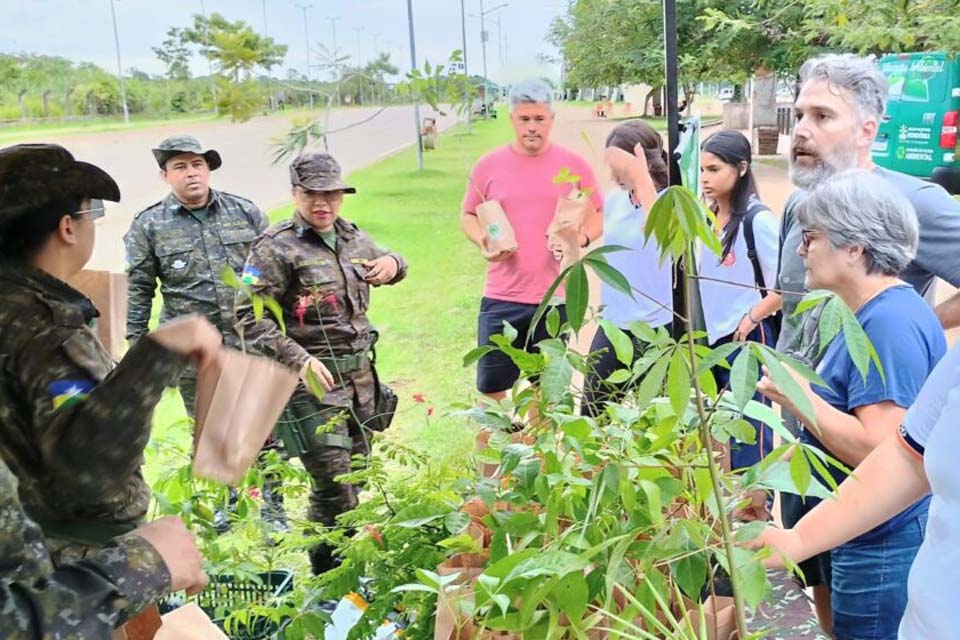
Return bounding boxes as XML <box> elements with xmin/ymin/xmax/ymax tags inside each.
<box><xmin>0</xmin><ymin>0</ymin><xmax>569</xmax><ymax>84</ymax></box>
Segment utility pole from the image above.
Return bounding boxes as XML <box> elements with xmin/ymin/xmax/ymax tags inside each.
<box><xmin>198</xmin><ymin>0</ymin><xmax>218</xmax><ymax>115</ymax></box>
<box><xmin>262</xmin><ymin>0</ymin><xmax>274</xmax><ymax>110</ymax></box>
<box><xmin>460</xmin><ymin>0</ymin><xmax>471</xmax><ymax>132</ymax></box>
<box><xmin>478</xmin><ymin>1</ymin><xmax>507</xmax><ymax>113</ymax></box>
<box><xmin>497</xmin><ymin>14</ymin><xmax>503</xmax><ymax>65</ymax></box>
<box><xmin>296</xmin><ymin>4</ymin><xmax>315</xmax><ymax>108</ymax></box>
<box><xmin>327</xmin><ymin>16</ymin><xmax>342</xmax><ymax>105</ymax></box>
<box><xmin>107</xmin><ymin>0</ymin><xmax>129</xmax><ymax>124</ymax></box>
<box><xmin>663</xmin><ymin>0</ymin><xmax>686</xmax><ymax>340</ymax></box>
<box><xmin>354</xmin><ymin>26</ymin><xmax>364</xmax><ymax>106</ymax></box>
<box><xmin>405</xmin><ymin>0</ymin><xmax>424</xmax><ymax>171</ymax></box>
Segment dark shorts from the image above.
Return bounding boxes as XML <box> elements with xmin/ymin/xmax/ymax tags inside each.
<box><xmin>476</xmin><ymin>297</ymin><xmax>566</xmax><ymax>394</ymax></box>
<box><xmin>780</xmin><ymin>491</ymin><xmax>832</xmax><ymax>588</ymax></box>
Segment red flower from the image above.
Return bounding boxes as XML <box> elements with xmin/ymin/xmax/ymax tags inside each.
<box><xmin>364</xmin><ymin>525</ymin><xmax>385</xmax><ymax>548</ymax></box>
<box><xmin>294</xmin><ymin>295</ymin><xmax>312</xmax><ymax>327</ymax></box>
<box><xmin>323</xmin><ymin>293</ymin><xmax>340</xmax><ymax>313</ymax></box>
<box><xmin>248</xmin><ymin>487</ymin><xmax>261</xmax><ymax>499</ymax></box>
<box><xmin>428</xmin><ymin>407</ymin><xmax>435</xmax><ymax>416</ymax></box>
<box><xmin>413</xmin><ymin>393</ymin><xmax>426</xmax><ymax>403</ymax></box>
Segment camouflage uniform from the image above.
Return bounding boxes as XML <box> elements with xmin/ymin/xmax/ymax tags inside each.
<box><xmin>124</xmin><ymin>135</ymin><xmax>268</xmax><ymax>414</ymax></box>
<box><xmin>0</xmin><ymin>144</ymin><xmax>188</xmax><ymax>563</ymax></box>
<box><xmin>0</xmin><ymin>454</ymin><xmax>170</xmax><ymax>639</ymax></box>
<box><xmin>236</xmin><ymin>153</ymin><xmax>406</xmax><ymax>573</ymax></box>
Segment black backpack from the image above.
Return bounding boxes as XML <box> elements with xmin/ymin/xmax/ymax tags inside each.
<box><xmin>742</xmin><ymin>203</ymin><xmax>782</xmax><ymax>345</ymax></box>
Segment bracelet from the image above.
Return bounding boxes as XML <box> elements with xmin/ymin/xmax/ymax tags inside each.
<box><xmin>747</xmin><ymin>309</ymin><xmax>761</xmax><ymax>324</ymax></box>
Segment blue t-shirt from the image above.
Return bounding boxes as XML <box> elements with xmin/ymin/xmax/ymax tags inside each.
<box><xmin>802</xmin><ymin>284</ymin><xmax>946</xmax><ymax>543</ymax></box>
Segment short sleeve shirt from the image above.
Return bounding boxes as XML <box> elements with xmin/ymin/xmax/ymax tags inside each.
<box><xmin>804</xmin><ymin>285</ymin><xmax>945</xmax><ymax>542</ymax></box>
<box><xmin>898</xmin><ymin>342</ymin><xmax>960</xmax><ymax>639</ymax></box>
<box><xmin>462</xmin><ymin>144</ymin><xmax>603</xmax><ymax>304</ymax></box>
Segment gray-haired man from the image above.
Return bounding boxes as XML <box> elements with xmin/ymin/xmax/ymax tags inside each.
<box><xmin>775</xmin><ymin>53</ymin><xmax>960</xmax><ymax>637</ymax></box>
<box><xmin>460</xmin><ymin>79</ymin><xmax>603</xmax><ymax>401</ymax></box>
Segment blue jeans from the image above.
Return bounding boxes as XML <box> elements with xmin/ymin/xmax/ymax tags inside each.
<box><xmin>831</xmin><ymin>509</ymin><xmax>927</xmax><ymax>640</ymax></box>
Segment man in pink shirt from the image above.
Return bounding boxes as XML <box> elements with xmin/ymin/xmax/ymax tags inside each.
<box><xmin>461</xmin><ymin>79</ymin><xmax>603</xmax><ymax>399</ymax></box>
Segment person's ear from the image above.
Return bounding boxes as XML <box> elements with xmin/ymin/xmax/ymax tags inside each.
<box><xmin>57</xmin><ymin>215</ymin><xmax>78</xmax><ymax>246</ymax></box>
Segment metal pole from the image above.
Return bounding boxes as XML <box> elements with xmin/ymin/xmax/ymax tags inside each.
<box><xmin>198</xmin><ymin>0</ymin><xmax>218</xmax><ymax>115</ymax></box>
<box><xmin>405</xmin><ymin>0</ymin><xmax>424</xmax><ymax>171</ymax></box>
<box><xmin>480</xmin><ymin>0</ymin><xmax>488</xmax><ymax>110</ymax></box>
<box><xmin>262</xmin><ymin>0</ymin><xmax>274</xmax><ymax>110</ymax></box>
<box><xmin>354</xmin><ymin>27</ymin><xmax>364</xmax><ymax>106</ymax></box>
<box><xmin>663</xmin><ymin>0</ymin><xmax>686</xmax><ymax>339</ymax></box>
<box><xmin>497</xmin><ymin>14</ymin><xmax>503</xmax><ymax>65</ymax></box>
<box><xmin>297</xmin><ymin>4</ymin><xmax>314</xmax><ymax>108</ymax></box>
<box><xmin>327</xmin><ymin>17</ymin><xmax>341</xmax><ymax>105</ymax></box>
<box><xmin>108</xmin><ymin>0</ymin><xmax>129</xmax><ymax>124</ymax></box>
<box><xmin>460</xmin><ymin>0</ymin><xmax>471</xmax><ymax>132</ymax></box>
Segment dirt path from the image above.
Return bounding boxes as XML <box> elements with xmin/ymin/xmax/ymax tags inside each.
<box><xmin>18</xmin><ymin>105</ymin><xmax>457</xmax><ymax>271</ymax></box>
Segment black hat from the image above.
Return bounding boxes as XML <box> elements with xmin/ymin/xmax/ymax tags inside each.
<box><xmin>0</xmin><ymin>144</ymin><xmax>120</xmax><ymax>231</ymax></box>
<box><xmin>152</xmin><ymin>135</ymin><xmax>222</xmax><ymax>170</ymax></box>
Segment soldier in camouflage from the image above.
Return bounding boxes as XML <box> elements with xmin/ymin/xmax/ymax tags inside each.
<box><xmin>0</xmin><ymin>143</ymin><xmax>222</xmax><ymax>564</ymax></box>
<box><xmin>0</xmin><ymin>454</ymin><xmax>209</xmax><ymax>639</ymax></box>
<box><xmin>237</xmin><ymin>152</ymin><xmax>407</xmax><ymax>574</ymax></box>
<box><xmin>0</xmin><ymin>143</ymin><xmax>209</xmax><ymax>637</ymax></box>
<box><xmin>124</xmin><ymin>134</ymin><xmax>268</xmax><ymax>415</ymax></box>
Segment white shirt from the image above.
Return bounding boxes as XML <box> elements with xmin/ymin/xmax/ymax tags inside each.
<box><xmin>600</xmin><ymin>188</ymin><xmax>673</xmax><ymax>329</ymax></box>
<box><xmin>899</xmin><ymin>342</ymin><xmax>960</xmax><ymax>639</ymax></box>
<box><xmin>697</xmin><ymin>206</ymin><xmax>779</xmax><ymax>344</ymax></box>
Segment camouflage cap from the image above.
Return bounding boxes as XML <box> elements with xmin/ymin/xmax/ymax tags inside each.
<box><xmin>289</xmin><ymin>153</ymin><xmax>356</xmax><ymax>193</ymax></box>
<box><xmin>0</xmin><ymin>143</ymin><xmax>120</xmax><ymax>230</ymax></box>
<box><xmin>152</xmin><ymin>135</ymin><xmax>222</xmax><ymax>170</ymax></box>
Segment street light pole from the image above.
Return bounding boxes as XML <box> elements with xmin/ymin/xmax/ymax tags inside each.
<box><xmin>297</xmin><ymin>4</ymin><xmax>315</xmax><ymax>108</ymax></box>
<box><xmin>354</xmin><ymin>26</ymin><xmax>364</xmax><ymax>106</ymax></box>
<box><xmin>327</xmin><ymin>17</ymin><xmax>342</xmax><ymax>105</ymax></box>
<box><xmin>107</xmin><ymin>0</ymin><xmax>129</xmax><ymax>124</ymax></box>
<box><xmin>460</xmin><ymin>0</ymin><xmax>471</xmax><ymax>132</ymax></box>
<box><xmin>478</xmin><ymin>1</ymin><xmax>507</xmax><ymax>115</ymax></box>
<box><xmin>198</xmin><ymin>0</ymin><xmax>218</xmax><ymax>115</ymax></box>
<box><xmin>405</xmin><ymin>0</ymin><xmax>424</xmax><ymax>171</ymax></box>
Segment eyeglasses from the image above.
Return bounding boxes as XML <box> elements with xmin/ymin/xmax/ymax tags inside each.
<box><xmin>70</xmin><ymin>199</ymin><xmax>106</xmax><ymax>220</ymax></box>
<box><xmin>295</xmin><ymin>188</ymin><xmax>343</xmax><ymax>202</ymax></box>
<box><xmin>800</xmin><ymin>229</ymin><xmax>820</xmax><ymax>249</ymax></box>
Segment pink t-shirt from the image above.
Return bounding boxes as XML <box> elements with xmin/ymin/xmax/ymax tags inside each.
<box><xmin>462</xmin><ymin>144</ymin><xmax>603</xmax><ymax>304</ymax></box>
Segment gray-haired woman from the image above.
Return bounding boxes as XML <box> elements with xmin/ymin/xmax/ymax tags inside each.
<box><xmin>757</xmin><ymin>170</ymin><xmax>946</xmax><ymax>640</ymax></box>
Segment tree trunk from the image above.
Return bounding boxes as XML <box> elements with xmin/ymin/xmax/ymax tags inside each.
<box><xmin>17</xmin><ymin>90</ymin><xmax>27</xmax><ymax>120</ymax></box>
<box><xmin>63</xmin><ymin>89</ymin><xmax>74</xmax><ymax>117</ymax></box>
<box><xmin>683</xmin><ymin>83</ymin><xmax>696</xmax><ymax>116</ymax></box>
<box><xmin>42</xmin><ymin>91</ymin><xmax>52</xmax><ymax>119</ymax></box>
<box><xmin>652</xmin><ymin>86</ymin><xmax>663</xmax><ymax>117</ymax></box>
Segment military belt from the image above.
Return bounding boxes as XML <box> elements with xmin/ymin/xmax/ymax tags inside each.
<box><xmin>318</xmin><ymin>351</ymin><xmax>369</xmax><ymax>376</ymax></box>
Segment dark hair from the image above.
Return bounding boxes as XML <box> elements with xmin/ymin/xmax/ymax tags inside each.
<box><xmin>604</xmin><ymin>120</ymin><xmax>669</xmax><ymax>192</ymax></box>
<box><xmin>700</xmin><ymin>130</ymin><xmax>761</xmax><ymax>258</ymax></box>
<box><xmin>0</xmin><ymin>196</ymin><xmax>83</xmax><ymax>260</ymax></box>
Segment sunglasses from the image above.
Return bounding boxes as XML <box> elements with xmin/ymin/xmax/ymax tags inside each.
<box><xmin>70</xmin><ymin>199</ymin><xmax>106</xmax><ymax>220</ymax></box>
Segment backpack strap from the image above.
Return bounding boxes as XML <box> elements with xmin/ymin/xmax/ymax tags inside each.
<box><xmin>742</xmin><ymin>202</ymin><xmax>771</xmax><ymax>297</ymax></box>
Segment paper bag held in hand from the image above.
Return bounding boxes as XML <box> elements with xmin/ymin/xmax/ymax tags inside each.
<box><xmin>194</xmin><ymin>348</ymin><xmax>298</xmax><ymax>485</ymax></box>
<box><xmin>155</xmin><ymin>603</ymin><xmax>229</xmax><ymax>640</ymax></box>
<box><xmin>476</xmin><ymin>200</ymin><xmax>518</xmax><ymax>255</ymax></box>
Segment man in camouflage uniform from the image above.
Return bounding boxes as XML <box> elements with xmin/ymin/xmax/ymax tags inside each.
<box><xmin>0</xmin><ymin>455</ymin><xmax>208</xmax><ymax>639</ymax></box>
<box><xmin>0</xmin><ymin>143</ymin><xmax>222</xmax><ymax>565</ymax></box>
<box><xmin>124</xmin><ymin>134</ymin><xmax>268</xmax><ymax>415</ymax></box>
<box><xmin>237</xmin><ymin>152</ymin><xmax>407</xmax><ymax>574</ymax></box>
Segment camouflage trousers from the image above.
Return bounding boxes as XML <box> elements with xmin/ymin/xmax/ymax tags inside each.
<box><xmin>282</xmin><ymin>365</ymin><xmax>376</xmax><ymax>574</ymax></box>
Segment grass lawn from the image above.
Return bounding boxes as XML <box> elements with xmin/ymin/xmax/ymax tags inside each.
<box><xmin>145</xmin><ymin>112</ymin><xmax>513</xmax><ymax>486</ymax></box>
<box><xmin>0</xmin><ymin>111</ymin><xmax>219</xmax><ymax>144</ymax></box>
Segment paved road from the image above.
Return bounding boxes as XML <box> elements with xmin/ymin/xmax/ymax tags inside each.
<box><xmin>14</xmin><ymin>105</ymin><xmax>457</xmax><ymax>271</ymax></box>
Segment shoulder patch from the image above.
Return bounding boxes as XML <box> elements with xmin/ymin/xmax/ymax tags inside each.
<box><xmin>49</xmin><ymin>379</ymin><xmax>96</xmax><ymax>411</ymax></box>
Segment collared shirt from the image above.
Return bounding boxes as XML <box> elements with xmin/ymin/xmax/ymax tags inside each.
<box><xmin>237</xmin><ymin>213</ymin><xmax>407</xmax><ymax>373</ymax></box>
<box><xmin>124</xmin><ymin>189</ymin><xmax>268</xmax><ymax>345</ymax></box>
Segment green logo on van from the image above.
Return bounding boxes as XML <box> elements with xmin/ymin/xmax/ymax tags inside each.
<box><xmin>896</xmin><ymin>146</ymin><xmax>907</xmax><ymax>160</ymax></box>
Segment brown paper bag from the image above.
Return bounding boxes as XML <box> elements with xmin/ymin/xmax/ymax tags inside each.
<box><xmin>193</xmin><ymin>348</ymin><xmax>299</xmax><ymax>485</ymax></box>
<box><xmin>682</xmin><ymin>595</ymin><xmax>737</xmax><ymax>640</ymax></box>
<box><xmin>547</xmin><ymin>195</ymin><xmax>592</xmax><ymax>267</ymax></box>
<box><xmin>434</xmin><ymin>553</ymin><xmax>488</xmax><ymax>640</ymax></box>
<box><xmin>68</xmin><ymin>270</ymin><xmax>128</xmax><ymax>360</ymax></box>
<box><xmin>154</xmin><ymin>603</ymin><xmax>230</xmax><ymax>640</ymax></box>
<box><xmin>476</xmin><ymin>200</ymin><xmax>518</xmax><ymax>255</ymax></box>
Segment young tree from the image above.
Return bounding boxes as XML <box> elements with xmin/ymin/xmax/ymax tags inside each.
<box><xmin>153</xmin><ymin>27</ymin><xmax>192</xmax><ymax>81</ymax></box>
